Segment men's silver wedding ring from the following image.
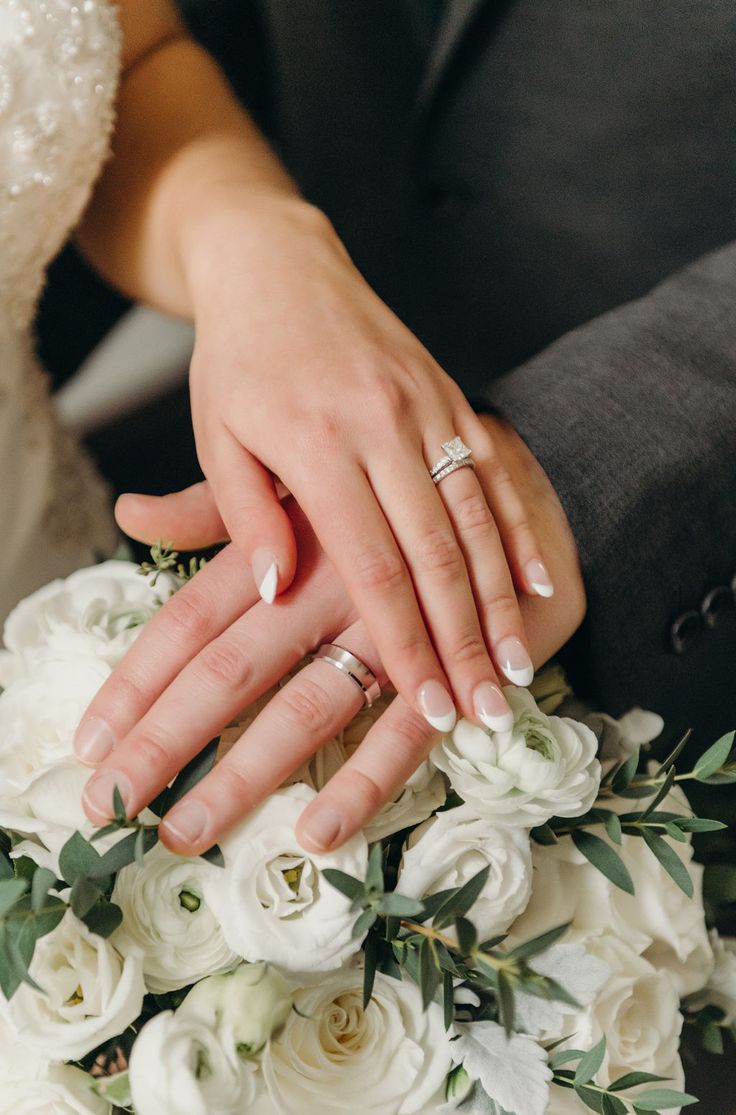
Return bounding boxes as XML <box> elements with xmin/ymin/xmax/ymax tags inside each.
<box><xmin>429</xmin><ymin>436</ymin><xmax>475</xmax><ymax>485</ymax></box>
<box><xmin>313</xmin><ymin>644</ymin><xmax>381</xmax><ymax>708</ymax></box>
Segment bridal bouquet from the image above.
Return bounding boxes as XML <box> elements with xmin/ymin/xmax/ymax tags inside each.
<box><xmin>0</xmin><ymin>557</ymin><xmax>734</xmax><ymax>1115</ymax></box>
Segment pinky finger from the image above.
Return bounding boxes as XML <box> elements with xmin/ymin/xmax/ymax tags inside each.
<box><xmin>296</xmin><ymin>695</ymin><xmax>435</xmax><ymax>852</ymax></box>
<box><xmin>463</xmin><ymin>416</ymin><xmax>555</xmax><ymax>599</ymax></box>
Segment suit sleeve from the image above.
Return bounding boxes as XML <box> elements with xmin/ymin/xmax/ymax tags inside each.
<box><xmin>485</xmin><ymin>243</ymin><xmax>736</xmax><ymax>743</ymax></box>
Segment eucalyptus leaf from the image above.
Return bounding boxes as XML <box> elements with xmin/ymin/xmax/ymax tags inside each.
<box><xmin>352</xmin><ymin>908</ymin><xmax>378</xmax><ymax>939</ymax></box>
<box><xmin>112</xmin><ymin>785</ymin><xmax>128</xmax><ymax>824</ymax></box>
<box><xmin>608</xmin><ymin>1072</ymin><xmax>669</xmax><ymax>1091</ymax></box>
<box><xmin>200</xmin><ymin>843</ymin><xmax>225</xmax><ymax>868</ymax></box>
<box><xmin>600</xmin><ymin>1094</ymin><xmax>626</xmax><ymax>1115</ymax></box>
<box><xmin>322</xmin><ymin>868</ymin><xmax>365</xmax><ymax>901</ymax></box>
<box><xmin>637</xmin><ymin>766</ymin><xmax>676</xmax><ymax>821</ymax></box>
<box><xmin>362</xmin><ymin>930</ymin><xmax>378</xmax><ymax>1009</ymax></box>
<box><xmin>630</xmin><ymin>1090</ymin><xmax>697</xmax><ymax>1110</ymax></box>
<box><xmin>82</xmin><ymin>900</ymin><xmax>123</xmax><ymax>938</ymax></box>
<box><xmin>433</xmin><ymin>865</ymin><xmax>491</xmax><ymax>928</ymax></box>
<box><xmin>604</xmin><ymin>812</ymin><xmax>622</xmax><ymax>845</ymax></box>
<box><xmin>455</xmin><ymin>916</ymin><xmax>478</xmax><ymax>956</ymax></box>
<box><xmin>378</xmin><ymin>893</ymin><xmax>424</xmax><ymax>918</ymax></box>
<box><xmin>58</xmin><ymin>831</ymin><xmax>102</xmax><ymax>886</ymax></box>
<box><xmin>0</xmin><ymin>877</ymin><xmax>28</xmax><ymax>915</ymax></box>
<box><xmin>530</xmin><ymin>824</ymin><xmax>558</xmax><ymax>846</ymax></box>
<box><xmin>70</xmin><ymin>876</ymin><xmax>103</xmax><ymax>918</ymax></box>
<box><xmin>30</xmin><ymin>867</ymin><xmax>57</xmax><ymax>915</ymax></box>
<box><xmin>571</xmin><ymin>831</ymin><xmax>635</xmax><ymax>895</ymax></box>
<box><xmin>574</xmin><ymin>1035</ymin><xmax>606</xmax><ymax>1085</ymax></box>
<box><xmin>693</xmin><ymin>731</ymin><xmax>734</xmax><ymax>781</ymax></box>
<box><xmin>443</xmin><ymin>968</ymin><xmax>454</xmax><ymax>1031</ymax></box>
<box><xmin>159</xmin><ymin>737</ymin><xmax>219</xmax><ymax>813</ymax></box>
<box><xmin>612</xmin><ymin>748</ymin><xmax>639</xmax><ymax>792</ymax></box>
<box><xmin>640</xmin><ymin>830</ymin><xmax>693</xmax><ymax>898</ymax></box>
<box><xmin>509</xmin><ymin>924</ymin><xmax>570</xmax><ymax>963</ymax></box>
<box><xmin>365</xmin><ymin>843</ymin><xmax>384</xmax><ymax>893</ymax></box>
<box><xmin>419</xmin><ymin>938</ymin><xmax>441</xmax><ymax>1010</ymax></box>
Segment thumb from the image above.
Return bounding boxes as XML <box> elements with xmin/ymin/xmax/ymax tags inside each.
<box><xmin>115</xmin><ymin>482</ymin><xmax>228</xmax><ymax>549</ymax></box>
<box><xmin>201</xmin><ymin>430</ymin><xmax>298</xmax><ymax>603</ymax></box>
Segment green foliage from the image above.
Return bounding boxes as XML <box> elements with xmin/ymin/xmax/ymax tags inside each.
<box><xmin>138</xmin><ymin>540</ymin><xmax>207</xmax><ymax>586</ymax></box>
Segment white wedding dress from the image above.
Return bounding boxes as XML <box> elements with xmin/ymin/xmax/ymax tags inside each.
<box><xmin>0</xmin><ymin>0</ymin><xmax>121</xmax><ymax>622</ymax></box>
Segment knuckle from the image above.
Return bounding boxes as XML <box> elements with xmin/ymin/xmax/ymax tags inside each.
<box><xmin>452</xmin><ymin>492</ymin><xmax>494</xmax><ymax>538</ymax></box>
<box><xmin>132</xmin><ymin>725</ymin><xmax>177</xmax><ymax>773</ymax></box>
<box><xmin>449</xmin><ymin>627</ymin><xmax>489</xmax><ymax>667</ymax></box>
<box><xmin>278</xmin><ymin>678</ymin><xmax>334</xmax><ymax>735</ymax></box>
<box><xmin>166</xmin><ymin>588</ymin><xmax>213</xmax><ymax>644</ymax></box>
<box><xmin>388</xmin><ymin>708</ymin><xmax>434</xmax><ymax>760</ymax></box>
<box><xmin>415</xmin><ymin>527</ymin><xmax>464</xmax><ymax>578</ymax></box>
<box><xmin>340</xmin><ymin>766</ymin><xmax>385</xmax><ymax>816</ymax></box>
<box><xmin>196</xmin><ymin>638</ymin><xmax>254</xmax><ymax>692</ymax></box>
<box><xmin>353</xmin><ymin>545</ymin><xmax>406</xmax><ymax>594</ymax></box>
<box><xmin>214</xmin><ymin>761</ymin><xmax>258</xmax><ymax>813</ymax></box>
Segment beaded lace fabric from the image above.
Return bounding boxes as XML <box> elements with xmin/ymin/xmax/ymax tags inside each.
<box><xmin>0</xmin><ymin>0</ymin><xmax>121</xmax><ymax>621</ymax></box>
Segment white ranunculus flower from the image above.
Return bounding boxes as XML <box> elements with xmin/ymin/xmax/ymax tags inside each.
<box><xmin>128</xmin><ymin>1008</ymin><xmax>261</xmax><ymax>1115</ymax></box>
<box><xmin>0</xmin><ymin>561</ymin><xmax>177</xmax><ymax>684</ymax></box>
<box><xmin>511</xmin><ymin>823</ymin><xmax>713</xmax><ymax>997</ymax></box>
<box><xmin>431</xmin><ymin>687</ymin><xmax>600</xmax><ymax>828</ymax></box>
<box><xmin>181</xmin><ymin>963</ymin><xmax>292</xmax><ymax>1054</ymax></box>
<box><xmin>0</xmin><ymin>1064</ymin><xmax>111</xmax><ymax>1115</ymax></box>
<box><xmin>111</xmin><ymin>843</ymin><xmax>241</xmax><ymax>993</ymax></box>
<box><xmin>263</xmin><ymin>967</ymin><xmax>452</xmax><ymax>1114</ymax></box>
<box><xmin>544</xmin><ymin>935</ymin><xmax>685</xmax><ymax>1115</ymax></box>
<box><xmin>203</xmin><ymin>784</ymin><xmax>368</xmax><ymax>975</ymax></box>
<box><xmin>0</xmin><ymin>659</ymin><xmax>110</xmax><ymax>798</ymax></box>
<box><xmin>688</xmin><ymin>931</ymin><xmax>736</xmax><ymax>1025</ymax></box>
<box><xmin>397</xmin><ymin>803</ymin><xmax>532</xmax><ymax>940</ymax></box>
<box><xmin>1</xmin><ymin>910</ymin><xmax>145</xmax><ymax>1061</ymax></box>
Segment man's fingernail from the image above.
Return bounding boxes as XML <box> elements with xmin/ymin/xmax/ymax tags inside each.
<box><xmin>473</xmin><ymin>682</ymin><xmax>514</xmax><ymax>732</ymax></box>
<box><xmin>162</xmin><ymin>800</ymin><xmax>210</xmax><ymax>846</ymax></box>
<box><xmin>525</xmin><ymin>558</ymin><xmax>555</xmax><ymax>598</ymax></box>
<box><xmin>74</xmin><ymin>718</ymin><xmax>116</xmax><ymax>764</ymax></box>
<box><xmin>83</xmin><ymin>770</ymin><xmax>132</xmax><ymax>821</ymax></box>
<box><xmin>299</xmin><ymin>805</ymin><xmax>342</xmax><ymax>851</ymax></box>
<box><xmin>251</xmin><ymin>548</ymin><xmax>279</xmax><ymax>604</ymax></box>
<box><xmin>496</xmin><ymin>636</ymin><xmax>535</xmax><ymax>687</ymax></box>
<box><xmin>416</xmin><ymin>680</ymin><xmax>456</xmax><ymax>733</ymax></box>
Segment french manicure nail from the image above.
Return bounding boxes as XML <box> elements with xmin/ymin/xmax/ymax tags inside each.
<box><xmin>496</xmin><ymin>636</ymin><xmax>535</xmax><ymax>687</ymax></box>
<box><xmin>83</xmin><ymin>770</ymin><xmax>132</xmax><ymax>821</ymax></box>
<box><xmin>417</xmin><ymin>680</ymin><xmax>457</xmax><ymax>733</ymax></box>
<box><xmin>299</xmin><ymin>805</ymin><xmax>342</xmax><ymax>851</ymax></box>
<box><xmin>473</xmin><ymin>682</ymin><xmax>514</xmax><ymax>733</ymax></box>
<box><xmin>162</xmin><ymin>800</ymin><xmax>210</xmax><ymax>846</ymax></box>
<box><xmin>525</xmin><ymin>558</ymin><xmax>555</xmax><ymax>598</ymax></box>
<box><xmin>251</xmin><ymin>548</ymin><xmax>279</xmax><ymax>604</ymax></box>
<box><xmin>74</xmin><ymin>718</ymin><xmax>116</xmax><ymax>764</ymax></box>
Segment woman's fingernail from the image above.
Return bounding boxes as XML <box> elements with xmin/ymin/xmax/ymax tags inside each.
<box><xmin>83</xmin><ymin>770</ymin><xmax>132</xmax><ymax>821</ymax></box>
<box><xmin>497</xmin><ymin>636</ymin><xmax>535</xmax><ymax>687</ymax></box>
<box><xmin>473</xmin><ymin>682</ymin><xmax>514</xmax><ymax>732</ymax></box>
<box><xmin>417</xmin><ymin>680</ymin><xmax>456</xmax><ymax>733</ymax></box>
<box><xmin>251</xmin><ymin>548</ymin><xmax>279</xmax><ymax>604</ymax></box>
<box><xmin>299</xmin><ymin>805</ymin><xmax>343</xmax><ymax>851</ymax></box>
<box><xmin>525</xmin><ymin>558</ymin><xmax>555</xmax><ymax>598</ymax></box>
<box><xmin>162</xmin><ymin>800</ymin><xmax>210</xmax><ymax>846</ymax></box>
<box><xmin>74</xmin><ymin>718</ymin><xmax>116</xmax><ymax>764</ymax></box>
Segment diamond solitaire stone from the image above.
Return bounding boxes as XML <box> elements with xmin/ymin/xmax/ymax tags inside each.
<box><xmin>441</xmin><ymin>437</ymin><xmax>472</xmax><ymax>462</ymax></box>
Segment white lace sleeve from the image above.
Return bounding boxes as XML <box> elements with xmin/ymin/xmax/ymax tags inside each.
<box><xmin>0</xmin><ymin>0</ymin><xmax>121</xmax><ymax>331</ymax></box>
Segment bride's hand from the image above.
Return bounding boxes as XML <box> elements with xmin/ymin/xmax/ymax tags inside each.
<box><xmin>75</xmin><ymin>415</ymin><xmax>586</xmax><ymax>855</ymax></box>
<box><xmin>177</xmin><ymin>196</ymin><xmax>555</xmax><ymax>733</ymax></box>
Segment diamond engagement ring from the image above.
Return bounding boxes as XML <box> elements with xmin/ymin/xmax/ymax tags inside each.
<box><xmin>313</xmin><ymin>644</ymin><xmax>381</xmax><ymax>707</ymax></box>
<box><xmin>430</xmin><ymin>437</ymin><xmax>475</xmax><ymax>485</ymax></box>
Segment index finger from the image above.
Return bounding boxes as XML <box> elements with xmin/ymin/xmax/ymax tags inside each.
<box><xmin>73</xmin><ymin>544</ymin><xmax>257</xmax><ymax>765</ymax></box>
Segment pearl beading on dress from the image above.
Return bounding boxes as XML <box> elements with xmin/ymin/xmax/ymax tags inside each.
<box><xmin>0</xmin><ymin>0</ymin><xmax>121</xmax><ymax>335</ymax></box>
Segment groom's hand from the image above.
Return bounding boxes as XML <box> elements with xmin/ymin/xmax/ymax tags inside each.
<box><xmin>74</xmin><ymin>414</ymin><xmax>586</xmax><ymax>854</ymax></box>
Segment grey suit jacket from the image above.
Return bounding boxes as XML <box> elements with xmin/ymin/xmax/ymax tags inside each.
<box><xmin>184</xmin><ymin>0</ymin><xmax>736</xmax><ymax>742</ymax></box>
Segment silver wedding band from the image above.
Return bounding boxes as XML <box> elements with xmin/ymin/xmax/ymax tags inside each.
<box><xmin>430</xmin><ymin>436</ymin><xmax>475</xmax><ymax>485</ymax></box>
<box><xmin>313</xmin><ymin>644</ymin><xmax>382</xmax><ymax>708</ymax></box>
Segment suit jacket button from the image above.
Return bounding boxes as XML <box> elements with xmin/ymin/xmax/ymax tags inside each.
<box><xmin>701</xmin><ymin>585</ymin><xmax>734</xmax><ymax>628</ymax></box>
<box><xmin>670</xmin><ymin>609</ymin><xmax>701</xmax><ymax>654</ymax></box>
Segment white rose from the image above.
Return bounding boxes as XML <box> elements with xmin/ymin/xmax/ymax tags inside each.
<box><xmin>397</xmin><ymin>803</ymin><xmax>532</xmax><ymax>940</ymax></box>
<box><xmin>512</xmin><ymin>826</ymin><xmax>713</xmax><ymax>997</ymax></box>
<box><xmin>1</xmin><ymin>911</ymin><xmax>145</xmax><ymax>1061</ymax></box>
<box><xmin>128</xmin><ymin>1009</ymin><xmax>261</xmax><ymax>1115</ymax></box>
<box><xmin>181</xmin><ymin>963</ymin><xmax>292</xmax><ymax>1054</ymax></box>
<box><xmin>0</xmin><ymin>659</ymin><xmax>110</xmax><ymax>798</ymax></box>
<box><xmin>262</xmin><ymin>967</ymin><xmax>452</xmax><ymax>1114</ymax></box>
<box><xmin>544</xmin><ymin>935</ymin><xmax>685</xmax><ymax>1115</ymax></box>
<box><xmin>111</xmin><ymin>843</ymin><xmax>240</xmax><ymax>993</ymax></box>
<box><xmin>0</xmin><ymin>1064</ymin><xmax>110</xmax><ymax>1115</ymax></box>
<box><xmin>0</xmin><ymin>561</ymin><xmax>176</xmax><ymax>682</ymax></box>
<box><xmin>688</xmin><ymin>931</ymin><xmax>736</xmax><ymax>1025</ymax></box>
<box><xmin>203</xmin><ymin>784</ymin><xmax>368</xmax><ymax>976</ymax></box>
<box><xmin>431</xmin><ymin>688</ymin><xmax>600</xmax><ymax>828</ymax></box>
